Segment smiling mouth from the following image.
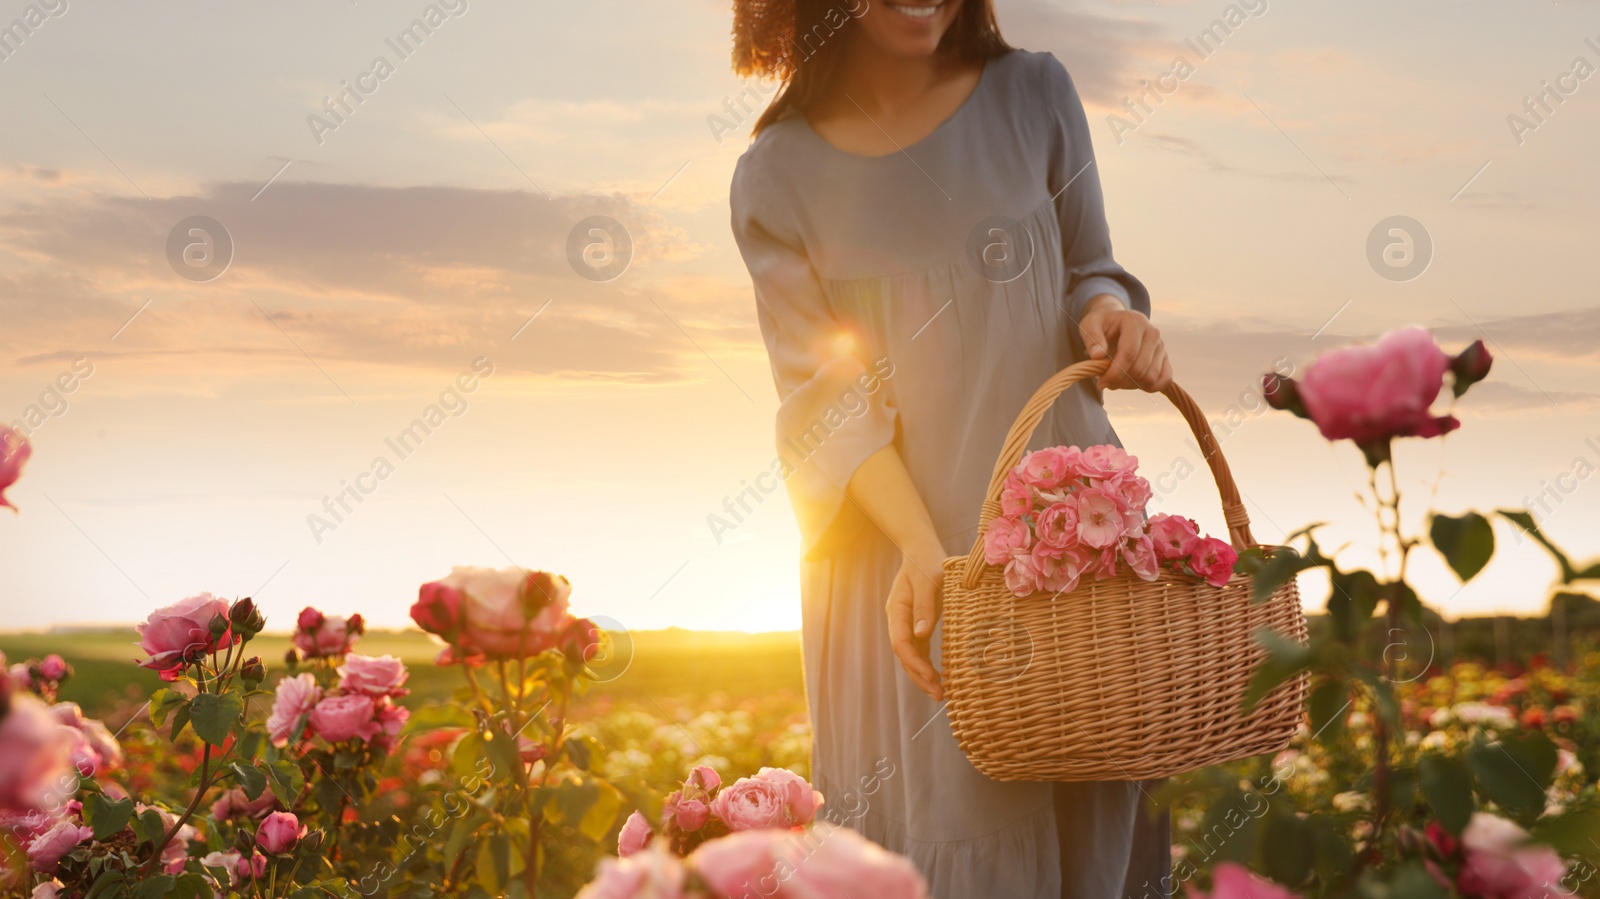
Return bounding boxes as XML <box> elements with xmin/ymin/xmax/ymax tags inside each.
<box><xmin>888</xmin><ymin>2</ymin><xmax>943</xmax><ymax>20</ymax></box>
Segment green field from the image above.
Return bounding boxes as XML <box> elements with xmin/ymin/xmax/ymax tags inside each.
<box><xmin>0</xmin><ymin>628</ymin><xmax>805</xmax><ymax>717</ymax></box>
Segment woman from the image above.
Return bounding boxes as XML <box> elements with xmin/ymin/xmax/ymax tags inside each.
<box><xmin>728</xmin><ymin>1</ymin><xmax>1173</xmax><ymax>897</ymax></box>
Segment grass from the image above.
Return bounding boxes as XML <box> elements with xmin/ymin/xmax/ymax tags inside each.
<box><xmin>0</xmin><ymin>628</ymin><xmax>804</xmax><ymax>717</ymax></box>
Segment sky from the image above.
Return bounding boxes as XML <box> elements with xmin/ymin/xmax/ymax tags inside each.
<box><xmin>1</xmin><ymin>0</ymin><xmax>1597</xmax><ymax>634</ymax></box>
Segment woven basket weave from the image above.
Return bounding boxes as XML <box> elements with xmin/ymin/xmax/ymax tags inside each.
<box><xmin>940</xmin><ymin>359</ymin><xmax>1308</xmax><ymax>782</ymax></box>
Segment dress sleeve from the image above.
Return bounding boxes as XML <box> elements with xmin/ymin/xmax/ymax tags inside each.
<box><xmin>1040</xmin><ymin>53</ymin><xmax>1152</xmax><ymax>325</ymax></box>
<box><xmin>729</xmin><ymin>155</ymin><xmax>900</xmax><ymax>559</ymax></box>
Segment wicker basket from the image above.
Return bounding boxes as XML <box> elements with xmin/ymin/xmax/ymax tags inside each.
<box><xmin>940</xmin><ymin>359</ymin><xmax>1308</xmax><ymax>782</ymax></box>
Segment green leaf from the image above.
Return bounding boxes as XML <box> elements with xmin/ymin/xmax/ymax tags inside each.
<box><xmin>1430</xmin><ymin>512</ymin><xmax>1495</xmax><ymax>582</ymax></box>
<box><xmin>452</xmin><ymin>732</ymin><xmax>486</xmax><ymax>778</ymax></box>
<box><xmin>134</xmin><ymin>874</ymin><xmax>176</xmax><ymax>899</ymax></box>
<box><xmin>1529</xmin><ymin>807</ymin><xmax>1600</xmax><ymax>855</ymax></box>
<box><xmin>579</xmin><ymin>779</ymin><xmax>623</xmax><ymax>843</ymax></box>
<box><xmin>1242</xmin><ymin>627</ymin><xmax>1314</xmax><ymax>713</ymax></box>
<box><xmin>1195</xmin><ymin>790</ymin><xmax>1257</xmax><ymax>865</ymax></box>
<box><xmin>169</xmin><ymin>702</ymin><xmax>192</xmax><ymax>742</ymax></box>
<box><xmin>553</xmin><ymin>777</ymin><xmax>601</xmax><ymax>832</ymax></box>
<box><xmin>1357</xmin><ymin>861</ymin><xmax>1451</xmax><ymax>899</ymax></box>
<box><xmin>1326</xmin><ymin>568</ymin><xmax>1382</xmax><ymax>643</ymax></box>
<box><xmin>1261</xmin><ymin>810</ymin><xmax>1314</xmax><ymax>887</ymax></box>
<box><xmin>1307</xmin><ymin>678</ymin><xmax>1348</xmax><ymax>744</ymax></box>
<box><xmin>132</xmin><ymin>807</ymin><xmax>168</xmax><ymax>845</ymax></box>
<box><xmin>149</xmin><ymin>688</ymin><xmax>190</xmax><ymax>728</ymax></box>
<box><xmin>189</xmin><ymin>692</ymin><xmax>244</xmax><ymax>747</ymax></box>
<box><xmin>84</xmin><ymin>793</ymin><xmax>136</xmax><ymax>841</ymax></box>
<box><xmin>1247</xmin><ymin>548</ymin><xmax>1324</xmax><ymax>603</ymax></box>
<box><xmin>1467</xmin><ymin>733</ymin><xmax>1559</xmax><ymax>816</ymax></box>
<box><xmin>1497</xmin><ymin>509</ymin><xmax>1577</xmax><ymax>582</ymax></box>
<box><xmin>266</xmin><ymin>758</ymin><xmax>304</xmax><ymax>808</ymax></box>
<box><xmin>170</xmin><ymin>873</ymin><xmax>213</xmax><ymax>899</ymax></box>
<box><xmin>1309</xmin><ymin>815</ymin><xmax>1354</xmax><ymax>890</ymax></box>
<box><xmin>1419</xmin><ymin>755</ymin><xmax>1474</xmax><ymax>834</ymax></box>
<box><xmin>84</xmin><ymin>871</ymin><xmax>127</xmax><ymax>899</ymax></box>
<box><xmin>230</xmin><ymin>761</ymin><xmax>268</xmax><ymax>801</ymax></box>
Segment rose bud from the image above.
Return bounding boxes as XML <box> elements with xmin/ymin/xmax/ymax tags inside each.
<box><xmin>241</xmin><ymin>657</ymin><xmax>266</xmax><ymax>687</ymax></box>
<box><xmin>295</xmin><ymin>607</ymin><xmax>325</xmax><ymax>634</ymax></box>
<box><xmin>1449</xmin><ymin>339</ymin><xmax>1492</xmax><ymax>398</ymax></box>
<box><xmin>302</xmin><ymin>830</ymin><xmax>325</xmax><ymax>852</ymax></box>
<box><xmin>284</xmin><ymin>647</ymin><xmax>302</xmax><ymax>669</ymax></box>
<box><xmin>1261</xmin><ymin>373</ymin><xmax>1310</xmax><ymax>419</ymax></box>
<box><xmin>209</xmin><ymin>613</ymin><xmax>231</xmax><ymax>640</ymax></box>
<box><xmin>347</xmin><ymin>613</ymin><xmax>366</xmax><ymax>636</ymax></box>
<box><xmin>519</xmin><ymin>571</ymin><xmax>569</xmax><ymax>618</ymax></box>
<box><xmin>256</xmin><ymin>811</ymin><xmax>307</xmax><ymax>854</ymax></box>
<box><xmin>38</xmin><ymin>655</ymin><xmax>70</xmax><ymax>682</ymax></box>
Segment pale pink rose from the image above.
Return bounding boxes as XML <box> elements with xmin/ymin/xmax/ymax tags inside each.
<box><xmin>1075</xmin><ymin>488</ymin><xmax>1125</xmax><ymax>548</ymax></box>
<box><xmin>688</xmin><ymin>829</ymin><xmax>789</xmax><ymax>898</ymax></box>
<box><xmin>308</xmin><ymin>693</ymin><xmax>377</xmax><ymax>743</ymax></box>
<box><xmin>672</xmin><ymin>796</ymin><xmax>710</xmax><ymax>832</ymax></box>
<box><xmin>421</xmin><ymin>567</ymin><xmax>574</xmax><ymax>659</ymax></box>
<box><xmin>1003</xmin><ymin>548</ymin><xmax>1040</xmax><ymax>596</ymax></box>
<box><xmin>370</xmin><ymin>699</ymin><xmax>410</xmax><ymax>747</ymax></box>
<box><xmin>1035</xmin><ymin>501</ymin><xmax>1080</xmax><ymax>550</ymax></box>
<box><xmin>983</xmin><ymin>516</ymin><xmax>1032</xmax><ymax>565</ymax></box>
<box><xmin>210</xmin><ymin>787</ymin><xmax>278</xmax><ymax>821</ymax></box>
<box><xmin>786</xmin><ymin>825</ymin><xmax>931</xmax><ymax>899</ymax></box>
<box><xmin>336</xmin><ymin>654</ymin><xmax>409</xmax><ymax>698</ymax></box>
<box><xmin>1030</xmin><ymin>542</ymin><xmax>1078</xmax><ymax>595</ymax></box>
<box><xmin>577</xmin><ymin>841</ymin><xmax>687</xmax><ymax>899</ymax></box>
<box><xmin>25</xmin><ymin>820</ymin><xmax>91</xmax><ymax>873</ymax></box>
<box><xmin>0</xmin><ymin>425</ymin><xmax>32</xmax><ymax>512</ymax></box>
<box><xmin>0</xmin><ymin>694</ymin><xmax>75</xmax><ymax>815</ymax></box>
<box><xmin>31</xmin><ymin>882</ymin><xmax>61</xmax><ymax>899</ymax></box>
<box><xmin>1187</xmin><ymin>862</ymin><xmax>1299</xmax><ymax>899</ymax></box>
<box><xmin>1190</xmin><ymin>537</ymin><xmax>1240</xmax><ymax>588</ymax></box>
<box><xmin>1298</xmin><ymin>327</ymin><xmax>1458</xmax><ymax>450</ymax></box>
<box><xmin>201</xmin><ymin>850</ymin><xmax>265</xmax><ymax>885</ymax></box>
<box><xmin>1106</xmin><ymin>470</ymin><xmax>1153</xmax><ymax>512</ymax></box>
<box><xmin>1077</xmin><ymin>445</ymin><xmax>1134</xmax><ymax>480</ymax></box>
<box><xmin>711</xmin><ymin>768</ymin><xmax>822</xmax><ymax>832</ymax></box>
<box><xmin>999</xmin><ymin>473</ymin><xmax>1033</xmax><ymax>519</ymax></box>
<box><xmin>1458</xmin><ymin>812</ymin><xmax>1565</xmax><ymax>899</ymax></box>
<box><xmin>136</xmin><ymin>593</ymin><xmax>239</xmax><ymax>680</ymax></box>
<box><xmin>1122</xmin><ymin>534</ymin><xmax>1161</xmax><ymax>582</ymax></box>
<box><xmin>267</xmin><ymin>673</ymin><xmax>322</xmax><ymax>747</ymax></box>
<box><xmin>1091</xmin><ymin>545</ymin><xmax>1120</xmax><ymax>580</ymax></box>
<box><xmin>1019</xmin><ymin>447</ymin><xmax>1074</xmax><ymax>490</ymax></box>
<box><xmin>1148</xmin><ymin>514</ymin><xmax>1200</xmax><ymax>562</ymax></box>
<box><xmin>617</xmin><ymin>810</ymin><xmax>653</xmax><ymax>858</ymax></box>
<box><xmin>49</xmin><ymin>703</ymin><xmax>121</xmax><ymax>775</ymax></box>
<box><xmin>256</xmin><ymin>810</ymin><xmax>307</xmax><ymax>854</ymax></box>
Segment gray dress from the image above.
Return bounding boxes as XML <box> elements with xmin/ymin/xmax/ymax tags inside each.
<box><xmin>729</xmin><ymin>49</ymin><xmax>1171</xmax><ymax>899</ymax></box>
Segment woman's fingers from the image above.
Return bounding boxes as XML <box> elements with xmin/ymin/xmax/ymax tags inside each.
<box><xmin>1103</xmin><ymin>325</ymin><xmax>1144</xmax><ymax>391</ymax></box>
<box><xmin>886</xmin><ymin>571</ymin><xmax>941</xmax><ymax>699</ymax></box>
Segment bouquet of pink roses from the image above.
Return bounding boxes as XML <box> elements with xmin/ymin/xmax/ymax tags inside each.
<box><xmin>982</xmin><ymin>444</ymin><xmax>1238</xmax><ymax>597</ymax></box>
<box><xmin>618</xmin><ymin>765</ymin><xmax>824</xmax><ymax>859</ymax></box>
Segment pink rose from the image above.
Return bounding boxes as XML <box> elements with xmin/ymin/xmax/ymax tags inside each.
<box><xmin>999</xmin><ymin>473</ymin><xmax>1033</xmax><ymax>519</ymax></box>
<box><xmin>1187</xmin><ymin>863</ymin><xmax>1299</xmax><ymax>899</ymax></box>
<box><xmin>1077</xmin><ymin>444</ymin><xmax>1134</xmax><ymax>480</ymax></box>
<box><xmin>1297</xmin><ymin>327</ymin><xmax>1459</xmax><ymax>453</ymax></box>
<box><xmin>293</xmin><ymin>612</ymin><xmax>358</xmax><ymax>658</ymax></box>
<box><xmin>1189</xmin><ymin>537</ymin><xmax>1239</xmax><ymax>588</ymax></box>
<box><xmin>577</xmin><ymin>841</ymin><xmax>687</xmax><ymax>899</ymax></box>
<box><xmin>295</xmin><ymin>607</ymin><xmax>325</xmax><ymax>632</ymax></box>
<box><xmin>1019</xmin><ymin>447</ymin><xmax>1074</xmax><ymax>489</ymax></box>
<box><xmin>370</xmin><ymin>698</ymin><xmax>410</xmax><ymax>747</ymax></box>
<box><xmin>410</xmin><ymin>581</ymin><xmax>466</xmax><ymax>642</ymax></box>
<box><xmin>48</xmin><ymin>703</ymin><xmax>121</xmax><ymax>774</ymax></box>
<box><xmin>664</xmin><ymin>790</ymin><xmax>711</xmax><ymax>832</ymax></box>
<box><xmin>0</xmin><ymin>425</ymin><xmax>32</xmax><ymax>512</ymax></box>
<box><xmin>1091</xmin><ymin>545</ymin><xmax>1120</xmax><ymax>580</ymax></box>
<box><xmin>1458</xmin><ymin>812</ymin><xmax>1565</xmax><ymax>899</ymax></box>
<box><xmin>25</xmin><ymin>820</ymin><xmax>91</xmax><ymax>873</ymax></box>
<box><xmin>31</xmin><ymin>882</ymin><xmax>61</xmax><ymax>899</ymax></box>
<box><xmin>1122</xmin><ymin>534</ymin><xmax>1160</xmax><ymax>582</ymax></box>
<box><xmin>266</xmin><ymin>673</ymin><xmax>322</xmax><ymax>747</ymax></box>
<box><xmin>1031</xmin><ymin>542</ymin><xmax>1083</xmax><ymax>596</ymax></box>
<box><xmin>686</xmin><ymin>765</ymin><xmax>721</xmax><ymax>793</ymax></box>
<box><xmin>785</xmin><ymin>825</ymin><xmax>931</xmax><ymax>899</ymax></box>
<box><xmin>1106</xmin><ymin>470</ymin><xmax>1153</xmax><ymax>512</ymax></box>
<box><xmin>1034</xmin><ymin>501</ymin><xmax>1080</xmax><ymax>551</ymax></box>
<box><xmin>688</xmin><ymin>829</ymin><xmax>789</xmax><ymax>898</ymax></box>
<box><xmin>418</xmin><ymin>567</ymin><xmax>574</xmax><ymax>659</ymax></box>
<box><xmin>337</xmin><ymin>654</ymin><xmax>410</xmax><ymax>698</ymax></box>
<box><xmin>1075</xmin><ymin>488</ymin><xmax>1125</xmax><ymax>549</ymax></box>
<box><xmin>201</xmin><ymin>850</ymin><xmax>266</xmax><ymax>885</ymax></box>
<box><xmin>0</xmin><ymin>694</ymin><xmax>76</xmax><ymax>815</ymax></box>
<box><xmin>210</xmin><ymin>787</ymin><xmax>278</xmax><ymax>821</ymax></box>
<box><xmin>711</xmin><ymin>768</ymin><xmax>823</xmax><ymax>832</ymax></box>
<box><xmin>136</xmin><ymin>593</ymin><xmax>239</xmax><ymax>680</ymax></box>
<box><xmin>308</xmin><ymin>693</ymin><xmax>377</xmax><ymax>743</ymax></box>
<box><xmin>983</xmin><ymin>516</ymin><xmax>1032</xmax><ymax>566</ymax></box>
<box><xmin>256</xmin><ymin>810</ymin><xmax>307</xmax><ymax>854</ymax></box>
<box><xmin>1148</xmin><ymin>514</ymin><xmax>1200</xmax><ymax>562</ymax></box>
<box><xmin>617</xmin><ymin>809</ymin><xmax>653</xmax><ymax>858</ymax></box>
<box><xmin>1003</xmin><ymin>549</ymin><xmax>1040</xmax><ymax>596</ymax></box>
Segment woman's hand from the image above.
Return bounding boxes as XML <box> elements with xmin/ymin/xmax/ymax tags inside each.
<box><xmin>1079</xmin><ymin>295</ymin><xmax>1172</xmax><ymax>393</ymax></box>
<box><xmin>885</xmin><ymin>539</ymin><xmax>947</xmax><ymax>702</ymax></box>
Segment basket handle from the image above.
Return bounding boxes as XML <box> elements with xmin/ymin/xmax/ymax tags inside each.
<box><xmin>959</xmin><ymin>358</ymin><xmax>1256</xmax><ymax>591</ymax></box>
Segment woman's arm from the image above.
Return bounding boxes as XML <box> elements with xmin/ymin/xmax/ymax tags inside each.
<box><xmin>848</xmin><ymin>442</ymin><xmax>947</xmax><ymax>701</ymax></box>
